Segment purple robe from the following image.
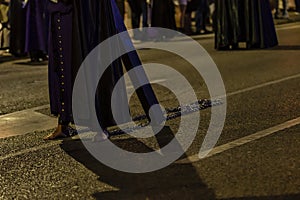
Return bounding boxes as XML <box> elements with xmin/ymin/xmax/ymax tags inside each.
<box><xmin>47</xmin><ymin>1</ymin><xmax>73</xmax><ymax>124</ymax></box>
<box><xmin>24</xmin><ymin>0</ymin><xmax>48</xmax><ymax>54</ymax></box>
<box><xmin>48</xmin><ymin>0</ymin><xmax>163</xmax><ymax>129</ymax></box>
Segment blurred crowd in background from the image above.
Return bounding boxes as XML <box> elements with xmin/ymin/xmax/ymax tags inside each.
<box><xmin>0</xmin><ymin>0</ymin><xmax>300</xmax><ymax>61</ymax></box>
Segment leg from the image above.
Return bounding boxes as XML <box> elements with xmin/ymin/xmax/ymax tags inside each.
<box><xmin>282</xmin><ymin>0</ymin><xmax>289</xmax><ymax>18</ymax></box>
<box><xmin>275</xmin><ymin>0</ymin><xmax>280</xmax><ymax>18</ymax></box>
<box><xmin>179</xmin><ymin>4</ymin><xmax>187</xmax><ymax>30</ymax></box>
<box><xmin>44</xmin><ymin>118</ymin><xmax>70</xmax><ymax>140</ymax></box>
<box><xmin>141</xmin><ymin>0</ymin><xmax>148</xmax><ymax>27</ymax></box>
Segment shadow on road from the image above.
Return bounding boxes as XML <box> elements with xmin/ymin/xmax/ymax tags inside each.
<box><xmin>14</xmin><ymin>60</ymin><xmax>48</xmax><ymax>66</ymax></box>
<box><xmin>60</xmin><ymin>126</ymin><xmax>216</xmax><ymax>199</ymax></box>
<box><xmin>0</xmin><ymin>55</ymin><xmax>22</xmax><ymax>64</ymax></box>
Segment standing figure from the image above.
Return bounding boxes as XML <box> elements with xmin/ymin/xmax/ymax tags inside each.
<box><xmin>274</xmin><ymin>0</ymin><xmax>289</xmax><ymax>19</ymax></box>
<box><xmin>214</xmin><ymin>0</ymin><xmax>278</xmax><ymax>50</ymax></box>
<box><xmin>9</xmin><ymin>0</ymin><xmax>26</xmax><ymax>56</ymax></box>
<box><xmin>151</xmin><ymin>0</ymin><xmax>176</xmax><ymax>30</ymax></box>
<box><xmin>127</xmin><ymin>0</ymin><xmax>148</xmax><ymax>39</ymax></box>
<box><xmin>178</xmin><ymin>0</ymin><xmax>187</xmax><ymax>32</ymax></box>
<box><xmin>44</xmin><ymin>0</ymin><xmax>75</xmax><ymax>139</ymax></box>
<box><xmin>24</xmin><ymin>0</ymin><xmax>48</xmax><ymax>62</ymax></box>
<box><xmin>44</xmin><ymin>0</ymin><xmax>162</xmax><ymax>140</ymax></box>
<box><xmin>195</xmin><ymin>0</ymin><xmax>212</xmax><ymax>34</ymax></box>
<box><xmin>0</xmin><ymin>0</ymin><xmax>10</xmax><ymax>52</ymax></box>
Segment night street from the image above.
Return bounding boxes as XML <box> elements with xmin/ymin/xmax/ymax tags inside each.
<box><xmin>0</xmin><ymin>20</ymin><xmax>299</xmax><ymax>199</ymax></box>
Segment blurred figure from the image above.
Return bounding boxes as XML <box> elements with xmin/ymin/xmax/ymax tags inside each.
<box><xmin>185</xmin><ymin>0</ymin><xmax>212</xmax><ymax>35</ymax></box>
<box><xmin>184</xmin><ymin>0</ymin><xmax>199</xmax><ymax>35</ymax></box>
<box><xmin>127</xmin><ymin>0</ymin><xmax>148</xmax><ymax>39</ymax></box>
<box><xmin>9</xmin><ymin>0</ymin><xmax>26</xmax><ymax>56</ymax></box>
<box><xmin>275</xmin><ymin>0</ymin><xmax>289</xmax><ymax>18</ymax></box>
<box><xmin>215</xmin><ymin>0</ymin><xmax>278</xmax><ymax>50</ymax></box>
<box><xmin>194</xmin><ymin>0</ymin><xmax>212</xmax><ymax>34</ymax></box>
<box><xmin>0</xmin><ymin>0</ymin><xmax>10</xmax><ymax>53</ymax></box>
<box><xmin>295</xmin><ymin>0</ymin><xmax>300</xmax><ymax>13</ymax></box>
<box><xmin>151</xmin><ymin>0</ymin><xmax>176</xmax><ymax>30</ymax></box>
<box><xmin>24</xmin><ymin>0</ymin><xmax>48</xmax><ymax>63</ymax></box>
<box><xmin>178</xmin><ymin>0</ymin><xmax>187</xmax><ymax>32</ymax></box>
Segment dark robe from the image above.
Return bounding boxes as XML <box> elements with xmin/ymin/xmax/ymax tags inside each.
<box><xmin>9</xmin><ymin>0</ymin><xmax>26</xmax><ymax>56</ymax></box>
<box><xmin>151</xmin><ymin>0</ymin><xmax>176</xmax><ymax>30</ymax></box>
<box><xmin>24</xmin><ymin>0</ymin><xmax>48</xmax><ymax>55</ymax></box>
<box><xmin>48</xmin><ymin>0</ymin><xmax>162</xmax><ymax>129</ymax></box>
<box><xmin>71</xmin><ymin>0</ymin><xmax>128</xmax><ymax>129</ymax></box>
<box><xmin>215</xmin><ymin>0</ymin><xmax>278</xmax><ymax>50</ymax></box>
<box><xmin>47</xmin><ymin>0</ymin><xmax>73</xmax><ymax>124</ymax></box>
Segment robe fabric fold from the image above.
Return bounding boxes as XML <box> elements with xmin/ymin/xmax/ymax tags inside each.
<box><xmin>151</xmin><ymin>0</ymin><xmax>176</xmax><ymax>30</ymax></box>
<box><xmin>9</xmin><ymin>0</ymin><xmax>26</xmax><ymax>56</ymax></box>
<box><xmin>24</xmin><ymin>0</ymin><xmax>48</xmax><ymax>54</ymax></box>
<box><xmin>215</xmin><ymin>0</ymin><xmax>278</xmax><ymax>49</ymax></box>
<box><xmin>48</xmin><ymin>0</ymin><xmax>162</xmax><ymax>130</ymax></box>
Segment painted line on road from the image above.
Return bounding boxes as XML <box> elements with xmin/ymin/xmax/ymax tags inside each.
<box><xmin>225</xmin><ymin>73</ymin><xmax>300</xmax><ymax>98</ymax></box>
<box><xmin>276</xmin><ymin>24</ymin><xmax>300</xmax><ymax>30</ymax></box>
<box><xmin>177</xmin><ymin>116</ymin><xmax>300</xmax><ymax>164</ymax></box>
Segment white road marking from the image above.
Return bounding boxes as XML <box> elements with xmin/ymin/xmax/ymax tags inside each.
<box><xmin>225</xmin><ymin>73</ymin><xmax>300</xmax><ymax>98</ymax></box>
<box><xmin>177</xmin><ymin>117</ymin><xmax>300</xmax><ymax>164</ymax></box>
<box><xmin>276</xmin><ymin>24</ymin><xmax>300</xmax><ymax>30</ymax></box>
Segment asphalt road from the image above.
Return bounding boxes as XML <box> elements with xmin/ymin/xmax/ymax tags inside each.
<box><xmin>0</xmin><ymin>22</ymin><xmax>299</xmax><ymax>199</ymax></box>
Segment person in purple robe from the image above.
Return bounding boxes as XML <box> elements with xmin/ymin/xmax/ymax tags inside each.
<box><xmin>44</xmin><ymin>0</ymin><xmax>74</xmax><ymax>139</ymax></box>
<box><xmin>44</xmin><ymin>0</ymin><xmax>162</xmax><ymax>140</ymax></box>
<box><xmin>23</xmin><ymin>0</ymin><xmax>48</xmax><ymax>62</ymax></box>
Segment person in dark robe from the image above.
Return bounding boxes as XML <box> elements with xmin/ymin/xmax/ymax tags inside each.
<box><xmin>9</xmin><ymin>0</ymin><xmax>26</xmax><ymax>56</ymax></box>
<box><xmin>214</xmin><ymin>0</ymin><xmax>278</xmax><ymax>50</ymax></box>
<box><xmin>24</xmin><ymin>0</ymin><xmax>48</xmax><ymax>62</ymax></box>
<box><xmin>44</xmin><ymin>0</ymin><xmax>163</xmax><ymax>140</ymax></box>
<box><xmin>44</xmin><ymin>0</ymin><xmax>75</xmax><ymax>139</ymax></box>
<box><xmin>151</xmin><ymin>0</ymin><xmax>176</xmax><ymax>30</ymax></box>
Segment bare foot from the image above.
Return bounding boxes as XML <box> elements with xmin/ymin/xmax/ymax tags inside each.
<box><xmin>43</xmin><ymin>125</ymin><xmax>68</xmax><ymax>140</ymax></box>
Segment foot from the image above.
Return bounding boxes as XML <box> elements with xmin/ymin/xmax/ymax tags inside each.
<box><xmin>92</xmin><ymin>130</ymin><xmax>110</xmax><ymax>142</ymax></box>
<box><xmin>44</xmin><ymin>125</ymin><xmax>69</xmax><ymax>140</ymax></box>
